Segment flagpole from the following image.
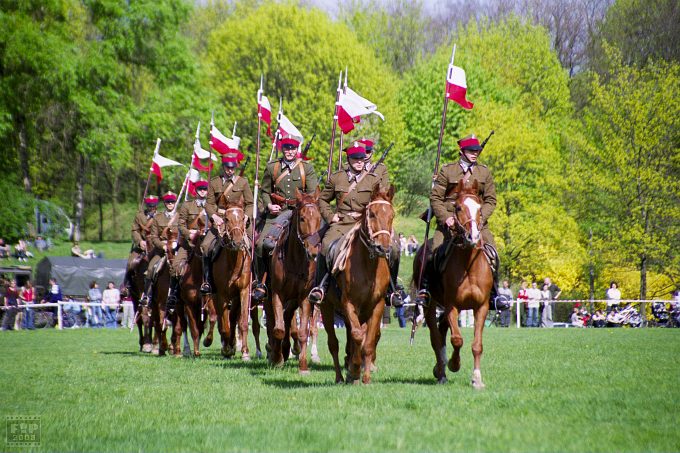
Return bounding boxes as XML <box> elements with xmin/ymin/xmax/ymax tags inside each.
<box><xmin>140</xmin><ymin>138</ymin><xmax>161</xmax><ymax>211</ymax></box>
<box><xmin>327</xmin><ymin>71</ymin><xmax>342</xmax><ymax>183</ymax></box>
<box><xmin>412</xmin><ymin>44</ymin><xmax>456</xmax><ymax>345</ymax></box>
<box><xmin>337</xmin><ymin>68</ymin><xmax>348</xmax><ymax>172</ymax></box>
<box><xmin>249</xmin><ymin>77</ymin><xmax>265</xmax><ymax>314</ymax></box>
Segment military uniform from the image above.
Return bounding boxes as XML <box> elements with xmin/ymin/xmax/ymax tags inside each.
<box><xmin>430</xmin><ymin>161</ymin><xmax>496</xmax><ymax>251</ymax></box>
<box><xmin>147</xmin><ymin>209</ymin><xmax>176</xmax><ymax>277</ymax></box>
<box><xmin>256</xmin><ymin>157</ymin><xmax>318</xmax><ymax>255</ymax></box>
<box><xmin>173</xmin><ymin>198</ymin><xmax>207</xmax><ymax>277</ymax></box>
<box><xmin>127</xmin><ymin>209</ymin><xmax>154</xmax><ymax>268</ymax></box>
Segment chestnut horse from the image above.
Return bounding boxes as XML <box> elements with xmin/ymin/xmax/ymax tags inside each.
<box><xmin>320</xmin><ymin>186</ymin><xmax>395</xmax><ymax>384</ymax></box>
<box><xmin>211</xmin><ymin>196</ymin><xmax>260</xmax><ymax>360</ymax></box>
<box><xmin>413</xmin><ymin>179</ymin><xmax>493</xmax><ymax>388</ymax></box>
<box><xmin>266</xmin><ymin>189</ymin><xmax>322</xmax><ymax>373</ymax></box>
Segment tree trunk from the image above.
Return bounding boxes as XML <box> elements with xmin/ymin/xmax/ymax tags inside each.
<box><xmin>73</xmin><ymin>154</ymin><xmax>86</xmax><ymax>243</ymax></box>
<box><xmin>98</xmin><ymin>194</ymin><xmax>103</xmax><ymax>242</ymax></box>
<box><xmin>17</xmin><ymin>116</ymin><xmax>33</xmax><ymax>194</ymax></box>
<box><xmin>112</xmin><ymin>175</ymin><xmax>119</xmax><ymax>241</ymax></box>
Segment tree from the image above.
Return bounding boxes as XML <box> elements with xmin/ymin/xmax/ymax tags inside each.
<box><xmin>575</xmin><ymin>45</ymin><xmax>680</xmax><ymax>300</ymax></box>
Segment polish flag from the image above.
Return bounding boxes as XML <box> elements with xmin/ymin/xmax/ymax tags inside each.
<box><xmin>192</xmin><ymin>140</ymin><xmax>217</xmax><ymax>172</ymax></box>
<box><xmin>445</xmin><ymin>64</ymin><xmax>474</xmax><ymax>110</ymax></box>
<box><xmin>187</xmin><ymin>168</ymin><xmax>200</xmax><ymax>197</ymax></box>
<box><xmin>336</xmin><ymin>87</ymin><xmax>384</xmax><ymax>134</ymax></box>
<box><xmin>210</xmin><ymin>124</ymin><xmax>240</xmax><ymax>155</ymax></box>
<box><xmin>258</xmin><ymin>95</ymin><xmax>272</xmax><ymax>138</ymax></box>
<box><xmin>277</xmin><ymin>112</ymin><xmax>303</xmax><ymax>145</ymax></box>
<box><xmin>150</xmin><ymin>148</ymin><xmax>182</xmax><ymax>184</ymax></box>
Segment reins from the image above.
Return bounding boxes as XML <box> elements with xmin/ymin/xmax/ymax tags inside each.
<box><xmin>360</xmin><ymin>199</ymin><xmax>394</xmax><ymax>260</ymax></box>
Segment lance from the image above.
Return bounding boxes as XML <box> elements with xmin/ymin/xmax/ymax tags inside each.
<box><xmin>327</xmin><ymin>71</ymin><xmax>342</xmax><ymax>183</ymax></box>
<box><xmin>239</xmin><ymin>155</ymin><xmax>251</xmax><ymax>177</ymax></box>
<box><xmin>140</xmin><ymin>138</ymin><xmax>161</xmax><ymax>211</ymax></box>
<box><xmin>203</xmin><ymin>118</ymin><xmax>213</xmax><ymax>234</ymax></box>
<box><xmin>300</xmin><ymin>133</ymin><xmax>316</xmax><ymax>160</ymax></box>
<box><xmin>412</xmin><ymin>44</ymin><xmax>457</xmax><ymax>346</ymax></box>
<box><xmin>368</xmin><ymin>143</ymin><xmax>394</xmax><ymax>176</ymax></box>
<box><xmin>337</xmin><ymin>68</ymin><xmax>348</xmax><ymax>172</ymax></box>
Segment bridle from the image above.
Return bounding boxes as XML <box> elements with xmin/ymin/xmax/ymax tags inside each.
<box><xmin>218</xmin><ymin>206</ymin><xmax>247</xmax><ymax>250</ymax></box>
<box><xmin>294</xmin><ymin>202</ymin><xmax>322</xmax><ymax>260</ymax></box>
<box><xmin>449</xmin><ymin>193</ymin><xmax>482</xmax><ymax>248</ymax></box>
<box><xmin>360</xmin><ymin>199</ymin><xmax>394</xmax><ymax>259</ymax></box>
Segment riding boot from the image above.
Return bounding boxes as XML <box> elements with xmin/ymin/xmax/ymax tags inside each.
<box><xmin>387</xmin><ymin>256</ymin><xmax>402</xmax><ymax>306</ymax></box>
<box><xmin>415</xmin><ymin>259</ymin><xmax>432</xmax><ymax>307</ymax></box>
<box><xmin>251</xmin><ymin>255</ymin><xmax>267</xmax><ymax>302</ymax></box>
<box><xmin>200</xmin><ymin>255</ymin><xmax>212</xmax><ymax>294</ymax></box>
<box><xmin>139</xmin><ymin>277</ymin><xmax>153</xmax><ymax>309</ymax></box>
<box><xmin>485</xmin><ymin>244</ymin><xmax>500</xmax><ymax>305</ymax></box>
<box><xmin>166</xmin><ymin>276</ymin><xmax>180</xmax><ymax>315</ymax></box>
<box><xmin>308</xmin><ymin>254</ymin><xmax>328</xmax><ymax>305</ymax></box>
<box><xmin>121</xmin><ymin>269</ymin><xmax>133</xmax><ymax>297</ymax></box>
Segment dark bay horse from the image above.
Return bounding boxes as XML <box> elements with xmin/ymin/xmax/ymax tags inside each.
<box><xmin>126</xmin><ymin>254</ymin><xmax>153</xmax><ymax>352</ymax></box>
<box><xmin>413</xmin><ymin>179</ymin><xmax>493</xmax><ymax>388</ymax></box>
<box><xmin>321</xmin><ymin>186</ymin><xmax>395</xmax><ymax>384</ymax></box>
<box><xmin>211</xmin><ymin>196</ymin><xmax>260</xmax><ymax>360</ymax></box>
<box><xmin>266</xmin><ymin>189</ymin><xmax>322</xmax><ymax>373</ymax></box>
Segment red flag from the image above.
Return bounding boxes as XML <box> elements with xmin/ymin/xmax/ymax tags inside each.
<box><xmin>192</xmin><ymin>154</ymin><xmax>214</xmax><ymax>172</ymax></box>
<box><xmin>445</xmin><ymin>64</ymin><xmax>474</xmax><ymax>110</ymax></box>
<box><xmin>336</xmin><ymin>87</ymin><xmax>384</xmax><ymax>134</ymax></box>
<box><xmin>150</xmin><ymin>152</ymin><xmax>182</xmax><ymax>184</ymax></box>
<box><xmin>210</xmin><ymin>124</ymin><xmax>241</xmax><ymax>155</ymax></box>
<box><xmin>258</xmin><ymin>95</ymin><xmax>272</xmax><ymax>138</ymax></box>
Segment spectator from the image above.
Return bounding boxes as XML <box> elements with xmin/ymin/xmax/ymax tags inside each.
<box><xmin>526</xmin><ymin>281</ymin><xmax>541</xmax><ymax>327</ymax></box>
<box><xmin>71</xmin><ymin>242</ymin><xmax>96</xmax><ymax>259</ymax></box>
<box><xmin>392</xmin><ymin>284</ymin><xmax>408</xmax><ymax>328</ymax></box>
<box><xmin>591</xmin><ymin>309</ymin><xmax>606</xmax><ymax>328</ymax></box>
<box><xmin>398</xmin><ymin>233</ymin><xmax>407</xmax><ymax>256</ymax></box>
<box><xmin>20</xmin><ymin>281</ymin><xmax>35</xmax><ymax>330</ymax></box>
<box><xmin>540</xmin><ymin>283</ymin><xmax>554</xmax><ymax>328</ymax></box>
<box><xmin>2</xmin><ymin>280</ymin><xmax>20</xmax><ymax>331</ymax></box>
<box><xmin>102</xmin><ymin>281</ymin><xmax>120</xmax><ymax>328</ymax></box>
<box><xmin>14</xmin><ymin>239</ymin><xmax>29</xmax><ymax>262</ymax></box>
<box><xmin>498</xmin><ymin>280</ymin><xmax>513</xmax><ymax>327</ymax></box>
<box><xmin>0</xmin><ymin>238</ymin><xmax>10</xmax><ymax>259</ymax></box>
<box><xmin>34</xmin><ymin>236</ymin><xmax>48</xmax><ymax>252</ymax></box>
<box><xmin>406</xmin><ymin>235</ymin><xmax>419</xmax><ymax>257</ymax></box>
<box><xmin>517</xmin><ymin>280</ymin><xmax>529</xmax><ymax>326</ymax></box>
<box><xmin>120</xmin><ymin>293</ymin><xmax>135</xmax><ymax>329</ymax></box>
<box><xmin>606</xmin><ymin>281</ymin><xmax>621</xmax><ymax>313</ymax></box>
<box><xmin>87</xmin><ymin>281</ymin><xmax>103</xmax><ymax>328</ymax></box>
<box><xmin>543</xmin><ymin>277</ymin><xmax>560</xmax><ymax>324</ymax></box>
<box><xmin>570</xmin><ymin>307</ymin><xmax>585</xmax><ymax>327</ymax></box>
<box><xmin>63</xmin><ymin>295</ymin><xmax>83</xmax><ymax>328</ymax></box>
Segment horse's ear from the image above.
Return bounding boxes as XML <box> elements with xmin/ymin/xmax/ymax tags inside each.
<box><xmin>453</xmin><ymin>179</ymin><xmax>464</xmax><ymax>194</ymax></box>
<box><xmin>471</xmin><ymin>179</ymin><xmax>479</xmax><ymax>192</ymax></box>
<box><xmin>371</xmin><ymin>184</ymin><xmax>381</xmax><ymax>200</ymax></box>
<box><xmin>386</xmin><ymin>184</ymin><xmax>395</xmax><ymax>201</ymax></box>
<box><xmin>313</xmin><ymin>186</ymin><xmax>321</xmax><ymax>201</ymax></box>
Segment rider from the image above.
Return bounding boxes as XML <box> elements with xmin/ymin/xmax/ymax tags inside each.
<box><xmin>360</xmin><ymin>137</ymin><xmax>401</xmax><ymax>305</ymax></box>
<box><xmin>253</xmin><ymin>133</ymin><xmax>318</xmax><ymax>300</ymax></box>
<box><xmin>123</xmin><ymin>195</ymin><xmax>158</xmax><ymax>296</ymax></box>
<box><xmin>202</xmin><ymin>152</ymin><xmax>255</xmax><ymax>295</ymax></box>
<box><xmin>139</xmin><ymin>191</ymin><xmax>178</xmax><ymax>308</ymax></box>
<box><xmin>167</xmin><ymin>180</ymin><xmax>210</xmax><ymax>314</ymax></box>
<box><xmin>308</xmin><ymin>141</ymin><xmax>389</xmax><ymax>305</ymax></box>
<box><xmin>415</xmin><ymin>133</ymin><xmax>498</xmax><ymax>306</ymax></box>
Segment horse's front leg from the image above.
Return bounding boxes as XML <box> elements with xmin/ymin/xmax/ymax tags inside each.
<box><xmin>362</xmin><ymin>299</ymin><xmax>385</xmax><ymax>384</ymax></box>
<box><xmin>343</xmin><ymin>301</ymin><xmax>365</xmax><ymax>384</ymax></box>
<box><xmin>426</xmin><ymin>302</ymin><xmax>447</xmax><ymax>384</ymax></box>
<box><xmin>203</xmin><ymin>296</ymin><xmax>217</xmax><ymax>348</ymax></box>
<box><xmin>310</xmin><ymin>305</ymin><xmax>321</xmax><ymax>364</ymax></box>
<box><xmin>185</xmin><ymin>303</ymin><xmax>201</xmax><ymax>357</ymax></box>
<box><xmin>268</xmin><ymin>291</ymin><xmax>285</xmax><ymax>367</ymax></box>
<box><xmin>297</xmin><ymin>299</ymin><xmax>312</xmax><ymax>375</ymax></box>
<box><xmin>215</xmin><ymin>294</ymin><xmax>233</xmax><ymax>358</ymax></box>
<box><xmin>239</xmin><ymin>283</ymin><xmax>251</xmax><ymax>361</ymax></box>
<box><xmin>471</xmin><ymin>303</ymin><xmax>488</xmax><ymax>389</ymax></box>
<box><xmin>250</xmin><ymin>304</ymin><xmax>262</xmax><ymax>359</ymax></box>
<box><xmin>447</xmin><ymin>307</ymin><xmax>463</xmax><ymax>373</ymax></box>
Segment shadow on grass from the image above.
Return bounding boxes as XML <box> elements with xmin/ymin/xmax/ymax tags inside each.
<box><xmin>261</xmin><ymin>378</ymin><xmax>337</xmax><ymax>389</ymax></box>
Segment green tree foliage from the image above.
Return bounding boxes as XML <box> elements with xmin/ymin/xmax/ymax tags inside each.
<box><xmin>201</xmin><ymin>2</ymin><xmax>405</xmax><ymax>179</ymax></box>
<box><xmin>573</xmin><ymin>45</ymin><xmax>680</xmax><ymax>299</ymax></box>
<box><xmin>399</xmin><ymin>18</ymin><xmax>586</xmax><ymax>291</ymax></box>
<box><xmin>0</xmin><ymin>180</ymin><xmax>36</xmax><ymax>241</ymax></box>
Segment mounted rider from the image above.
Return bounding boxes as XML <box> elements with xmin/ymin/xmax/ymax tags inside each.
<box><xmin>139</xmin><ymin>191</ymin><xmax>178</xmax><ymax>308</ymax></box>
<box><xmin>253</xmin><ymin>133</ymin><xmax>318</xmax><ymax>300</ymax></box>
<box><xmin>415</xmin><ymin>133</ymin><xmax>498</xmax><ymax>305</ymax></box>
<box><xmin>202</xmin><ymin>152</ymin><xmax>255</xmax><ymax>295</ymax></box>
<box><xmin>122</xmin><ymin>195</ymin><xmax>158</xmax><ymax>295</ymax></box>
<box><xmin>166</xmin><ymin>180</ymin><xmax>210</xmax><ymax>313</ymax></box>
<box><xmin>308</xmin><ymin>141</ymin><xmax>395</xmax><ymax>304</ymax></box>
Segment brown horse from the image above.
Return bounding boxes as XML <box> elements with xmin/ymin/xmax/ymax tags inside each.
<box><xmin>320</xmin><ymin>186</ymin><xmax>395</xmax><ymax>384</ymax></box>
<box><xmin>126</xmin><ymin>254</ymin><xmax>154</xmax><ymax>352</ymax></box>
<box><xmin>413</xmin><ymin>179</ymin><xmax>493</xmax><ymax>388</ymax></box>
<box><xmin>266</xmin><ymin>188</ymin><xmax>322</xmax><ymax>372</ymax></box>
<box><xmin>211</xmin><ymin>196</ymin><xmax>259</xmax><ymax>360</ymax></box>
<box><xmin>148</xmin><ymin>224</ymin><xmax>180</xmax><ymax>356</ymax></box>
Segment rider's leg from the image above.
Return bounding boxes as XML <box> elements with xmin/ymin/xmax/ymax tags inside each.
<box><xmin>416</xmin><ymin>229</ymin><xmax>445</xmax><ymax>306</ymax></box>
<box><xmin>167</xmin><ymin>248</ymin><xmax>186</xmax><ymax>314</ymax></box>
<box><xmin>199</xmin><ymin>231</ymin><xmax>215</xmax><ymax>294</ymax></box>
<box><xmin>387</xmin><ymin>247</ymin><xmax>402</xmax><ymax>306</ymax></box>
<box><xmin>308</xmin><ymin>253</ymin><xmax>328</xmax><ymax>305</ymax></box>
<box><xmin>482</xmin><ymin>228</ymin><xmax>499</xmax><ymax>304</ymax></box>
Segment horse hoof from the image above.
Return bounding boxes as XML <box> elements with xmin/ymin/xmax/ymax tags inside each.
<box><xmin>471</xmin><ymin>369</ymin><xmax>485</xmax><ymax>389</ymax></box>
<box><xmin>311</xmin><ymin>354</ymin><xmax>321</xmax><ymax>365</ymax></box>
<box><xmin>447</xmin><ymin>358</ymin><xmax>461</xmax><ymax>373</ymax></box>
<box><xmin>242</xmin><ymin>353</ymin><xmax>251</xmax><ymax>362</ymax></box>
<box><xmin>292</xmin><ymin>342</ymin><xmax>301</xmax><ymax>356</ymax></box>
<box><xmin>270</xmin><ymin>360</ymin><xmax>284</xmax><ymax>369</ymax></box>
<box><xmin>203</xmin><ymin>337</ymin><xmax>213</xmax><ymax>348</ymax></box>
<box><xmin>152</xmin><ymin>347</ymin><xmax>160</xmax><ymax>356</ymax></box>
<box><xmin>349</xmin><ymin>379</ymin><xmax>362</xmax><ymax>385</ymax></box>
<box><xmin>256</xmin><ymin>350</ymin><xmax>263</xmax><ymax>360</ymax></box>
<box><xmin>299</xmin><ymin>369</ymin><xmax>311</xmax><ymax>376</ymax></box>
<box><xmin>437</xmin><ymin>377</ymin><xmax>448</xmax><ymax>385</ymax></box>
<box><xmin>194</xmin><ymin>351</ymin><xmax>201</xmax><ymax>357</ymax></box>
<box><xmin>142</xmin><ymin>344</ymin><xmax>153</xmax><ymax>353</ymax></box>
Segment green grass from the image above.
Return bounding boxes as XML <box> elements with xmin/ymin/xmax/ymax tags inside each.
<box><xmin>1</xmin><ymin>326</ymin><xmax>679</xmax><ymax>452</ymax></box>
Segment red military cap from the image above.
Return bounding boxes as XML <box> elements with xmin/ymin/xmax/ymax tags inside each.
<box><xmin>144</xmin><ymin>195</ymin><xmax>159</xmax><ymax>206</ymax></box>
<box><xmin>280</xmin><ymin>133</ymin><xmax>301</xmax><ymax>149</ymax></box>
<box><xmin>221</xmin><ymin>151</ymin><xmax>244</xmax><ymax>168</ymax></box>
<box><xmin>457</xmin><ymin>134</ymin><xmax>483</xmax><ymax>152</ymax></box>
<box><xmin>162</xmin><ymin>191</ymin><xmax>177</xmax><ymax>203</ymax></box>
<box><xmin>358</xmin><ymin>138</ymin><xmax>374</xmax><ymax>152</ymax></box>
<box><xmin>344</xmin><ymin>141</ymin><xmax>367</xmax><ymax>160</ymax></box>
<box><xmin>194</xmin><ymin>180</ymin><xmax>209</xmax><ymax>190</ymax></box>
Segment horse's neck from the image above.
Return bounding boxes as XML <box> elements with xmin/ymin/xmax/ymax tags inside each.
<box><xmin>285</xmin><ymin>215</ymin><xmax>306</xmax><ymax>262</ymax></box>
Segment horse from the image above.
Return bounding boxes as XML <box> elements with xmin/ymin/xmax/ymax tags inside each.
<box><xmin>211</xmin><ymin>196</ymin><xmax>261</xmax><ymax>360</ymax></box>
<box><xmin>265</xmin><ymin>188</ymin><xmax>322</xmax><ymax>372</ymax></box>
<box><xmin>320</xmin><ymin>186</ymin><xmax>395</xmax><ymax>384</ymax></box>
<box><xmin>412</xmin><ymin>179</ymin><xmax>493</xmax><ymax>388</ymax></box>
<box><xmin>125</xmin><ymin>252</ymin><xmax>154</xmax><ymax>352</ymax></box>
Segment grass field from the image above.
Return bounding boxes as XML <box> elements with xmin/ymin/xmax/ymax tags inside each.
<box><xmin>1</xmin><ymin>326</ymin><xmax>679</xmax><ymax>452</ymax></box>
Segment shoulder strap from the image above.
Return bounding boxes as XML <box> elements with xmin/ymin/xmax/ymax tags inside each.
<box><xmin>337</xmin><ymin>177</ymin><xmax>360</xmax><ymax>208</ymax></box>
<box><xmin>299</xmin><ymin>160</ymin><xmax>306</xmax><ymax>191</ymax></box>
<box><xmin>272</xmin><ymin>162</ymin><xmax>281</xmax><ymax>183</ymax></box>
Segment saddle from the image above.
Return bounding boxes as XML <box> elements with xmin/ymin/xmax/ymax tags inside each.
<box><xmin>262</xmin><ymin>210</ymin><xmax>293</xmax><ymax>254</ymax></box>
<box><xmin>431</xmin><ymin>233</ymin><xmax>498</xmax><ymax>275</ymax></box>
<box><xmin>329</xmin><ymin>222</ymin><xmax>362</xmax><ymax>275</ymax></box>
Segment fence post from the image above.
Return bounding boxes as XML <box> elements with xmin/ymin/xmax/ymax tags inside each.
<box><xmin>516</xmin><ymin>300</ymin><xmax>521</xmax><ymax>328</ymax></box>
<box><xmin>57</xmin><ymin>302</ymin><xmax>63</xmax><ymax>330</ymax></box>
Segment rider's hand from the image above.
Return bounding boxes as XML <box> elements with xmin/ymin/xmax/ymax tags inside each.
<box><xmin>140</xmin><ymin>241</ymin><xmax>147</xmax><ymax>252</ymax></box>
<box><xmin>211</xmin><ymin>214</ymin><xmax>224</xmax><ymax>226</ymax></box>
<box><xmin>445</xmin><ymin>217</ymin><xmax>455</xmax><ymax>228</ymax></box>
<box><xmin>332</xmin><ymin>213</ymin><xmax>341</xmax><ymax>224</ymax></box>
<box><xmin>268</xmin><ymin>203</ymin><xmax>281</xmax><ymax>214</ymax></box>
<box><xmin>189</xmin><ymin>229</ymin><xmax>198</xmax><ymax>241</ymax></box>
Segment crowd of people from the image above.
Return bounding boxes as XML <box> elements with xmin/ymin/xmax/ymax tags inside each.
<box><xmin>0</xmin><ymin>237</ymin><xmax>43</xmax><ymax>262</ymax></box>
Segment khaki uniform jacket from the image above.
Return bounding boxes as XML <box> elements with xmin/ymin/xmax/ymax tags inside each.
<box><xmin>365</xmin><ymin>161</ymin><xmax>390</xmax><ymax>189</ymax></box>
<box><xmin>260</xmin><ymin>159</ymin><xmax>318</xmax><ymax>216</ymax></box>
<box><xmin>206</xmin><ymin>173</ymin><xmax>254</xmax><ymax>219</ymax></box>
<box><xmin>131</xmin><ymin>210</ymin><xmax>154</xmax><ymax>248</ymax></box>
<box><xmin>431</xmin><ymin>162</ymin><xmax>496</xmax><ymax>226</ymax></box>
<box><xmin>149</xmin><ymin>211</ymin><xmax>176</xmax><ymax>253</ymax></box>
<box><xmin>178</xmin><ymin>200</ymin><xmax>207</xmax><ymax>243</ymax></box>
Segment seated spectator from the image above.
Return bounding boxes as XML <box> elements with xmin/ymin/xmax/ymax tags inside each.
<box><xmin>0</xmin><ymin>238</ymin><xmax>9</xmax><ymax>259</ymax></box>
<box><xmin>570</xmin><ymin>307</ymin><xmax>585</xmax><ymax>327</ymax></box>
<box><xmin>34</xmin><ymin>236</ymin><xmax>48</xmax><ymax>252</ymax></box>
<box><xmin>87</xmin><ymin>281</ymin><xmax>103</xmax><ymax>328</ymax></box>
<box><xmin>406</xmin><ymin>235</ymin><xmax>419</xmax><ymax>257</ymax></box>
<box><xmin>102</xmin><ymin>281</ymin><xmax>120</xmax><ymax>328</ymax></box>
<box><xmin>591</xmin><ymin>309</ymin><xmax>606</xmax><ymax>328</ymax></box>
<box><xmin>63</xmin><ymin>295</ymin><xmax>83</xmax><ymax>328</ymax></box>
<box><xmin>71</xmin><ymin>242</ymin><xmax>96</xmax><ymax>259</ymax></box>
<box><xmin>14</xmin><ymin>239</ymin><xmax>29</xmax><ymax>262</ymax></box>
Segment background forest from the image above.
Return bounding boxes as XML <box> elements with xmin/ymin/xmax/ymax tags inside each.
<box><xmin>1</xmin><ymin>0</ymin><xmax>678</xmax><ymax>299</ymax></box>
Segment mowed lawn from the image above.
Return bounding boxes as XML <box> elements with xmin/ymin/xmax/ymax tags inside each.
<box><xmin>1</xmin><ymin>326</ymin><xmax>679</xmax><ymax>452</ymax></box>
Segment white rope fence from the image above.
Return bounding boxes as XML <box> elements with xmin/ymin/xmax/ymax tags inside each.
<box><xmin>1</xmin><ymin>301</ymin><xmax>134</xmax><ymax>330</ymax></box>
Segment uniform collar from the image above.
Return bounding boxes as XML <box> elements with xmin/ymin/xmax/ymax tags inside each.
<box><xmin>164</xmin><ymin>211</ymin><xmax>173</xmax><ymax>218</ymax></box>
<box><xmin>459</xmin><ymin>159</ymin><xmax>476</xmax><ymax>173</ymax></box>
<box><xmin>222</xmin><ymin>174</ymin><xmax>236</xmax><ymax>184</ymax></box>
<box><xmin>195</xmin><ymin>199</ymin><xmax>206</xmax><ymax>207</ymax></box>
<box><xmin>281</xmin><ymin>158</ymin><xmax>297</xmax><ymax>171</ymax></box>
<box><xmin>346</xmin><ymin>168</ymin><xmax>364</xmax><ymax>183</ymax></box>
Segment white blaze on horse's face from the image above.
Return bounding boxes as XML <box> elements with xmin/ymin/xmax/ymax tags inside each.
<box><xmin>463</xmin><ymin>196</ymin><xmax>481</xmax><ymax>244</ymax></box>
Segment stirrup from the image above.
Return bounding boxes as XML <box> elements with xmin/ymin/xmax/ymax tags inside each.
<box><xmin>308</xmin><ymin>287</ymin><xmax>325</xmax><ymax>305</ymax></box>
<box><xmin>139</xmin><ymin>293</ymin><xmax>150</xmax><ymax>309</ymax></box>
<box><xmin>252</xmin><ymin>282</ymin><xmax>266</xmax><ymax>302</ymax></box>
<box><xmin>200</xmin><ymin>281</ymin><xmax>212</xmax><ymax>294</ymax></box>
<box><xmin>390</xmin><ymin>291</ymin><xmax>403</xmax><ymax>307</ymax></box>
<box><xmin>415</xmin><ymin>289</ymin><xmax>430</xmax><ymax>306</ymax></box>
